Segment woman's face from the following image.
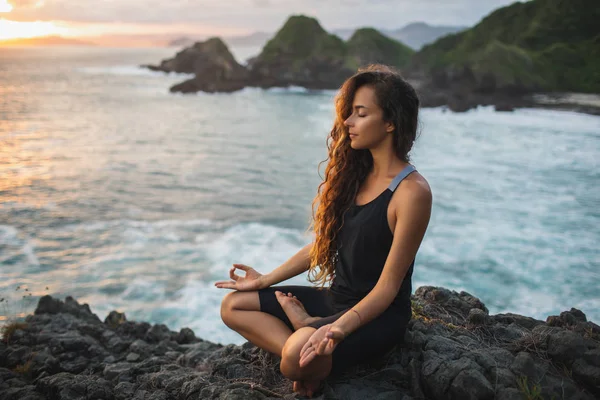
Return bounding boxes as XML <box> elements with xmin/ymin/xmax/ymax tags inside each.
<box><xmin>343</xmin><ymin>85</ymin><xmax>394</xmax><ymax>150</ymax></box>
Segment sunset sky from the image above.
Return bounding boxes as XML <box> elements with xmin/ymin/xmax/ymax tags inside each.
<box><xmin>0</xmin><ymin>0</ymin><xmax>516</xmax><ymax>42</ymax></box>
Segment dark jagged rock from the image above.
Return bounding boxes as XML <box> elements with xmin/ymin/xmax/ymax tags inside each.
<box><xmin>1</xmin><ymin>290</ymin><xmax>598</xmax><ymax>399</ymax></box>
<box><xmin>143</xmin><ymin>37</ymin><xmax>250</xmax><ymax>94</ymax></box>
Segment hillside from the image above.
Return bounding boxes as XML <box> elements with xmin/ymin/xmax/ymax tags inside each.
<box><xmin>347</xmin><ymin>28</ymin><xmax>414</xmax><ymax>68</ymax></box>
<box><xmin>249</xmin><ymin>15</ymin><xmax>354</xmax><ymax>88</ymax></box>
<box><xmin>388</xmin><ymin>22</ymin><xmax>467</xmax><ymax>50</ymax></box>
<box><xmin>410</xmin><ymin>0</ymin><xmax>600</xmax><ymax>93</ymax></box>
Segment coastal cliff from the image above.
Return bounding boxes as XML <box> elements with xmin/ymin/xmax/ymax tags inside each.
<box><xmin>1</xmin><ymin>287</ymin><xmax>599</xmax><ymax>399</ymax></box>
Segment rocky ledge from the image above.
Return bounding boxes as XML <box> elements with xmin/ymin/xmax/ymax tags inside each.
<box><xmin>1</xmin><ymin>287</ymin><xmax>599</xmax><ymax>400</ymax></box>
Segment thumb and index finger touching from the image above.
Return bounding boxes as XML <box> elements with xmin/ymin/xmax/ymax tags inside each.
<box><xmin>215</xmin><ymin>264</ymin><xmax>253</xmax><ymax>289</ymax></box>
<box><xmin>232</xmin><ymin>263</ymin><xmax>251</xmax><ymax>271</ymax></box>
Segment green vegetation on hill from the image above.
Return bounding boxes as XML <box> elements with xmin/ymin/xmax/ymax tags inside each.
<box><xmin>347</xmin><ymin>28</ymin><xmax>414</xmax><ymax>68</ymax></box>
<box><xmin>258</xmin><ymin>15</ymin><xmax>349</xmax><ymax>65</ymax></box>
<box><xmin>412</xmin><ymin>0</ymin><xmax>600</xmax><ymax>92</ymax></box>
<box><xmin>255</xmin><ymin>15</ymin><xmax>415</xmax><ymax>76</ymax></box>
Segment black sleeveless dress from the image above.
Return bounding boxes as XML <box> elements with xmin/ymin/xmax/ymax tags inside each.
<box><xmin>258</xmin><ymin>165</ymin><xmax>417</xmax><ymax>372</ymax></box>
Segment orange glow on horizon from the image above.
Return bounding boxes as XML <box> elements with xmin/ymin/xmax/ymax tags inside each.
<box><xmin>0</xmin><ymin>0</ymin><xmax>13</xmax><ymax>13</ymax></box>
<box><xmin>0</xmin><ymin>18</ymin><xmax>70</xmax><ymax>40</ymax></box>
<box><xmin>0</xmin><ymin>14</ymin><xmax>251</xmax><ymax>45</ymax></box>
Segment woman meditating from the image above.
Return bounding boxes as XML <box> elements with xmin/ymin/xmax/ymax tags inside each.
<box><xmin>216</xmin><ymin>64</ymin><xmax>432</xmax><ymax>397</ymax></box>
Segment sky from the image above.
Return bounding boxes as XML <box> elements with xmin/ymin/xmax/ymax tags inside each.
<box><xmin>0</xmin><ymin>0</ymin><xmax>518</xmax><ymax>41</ymax></box>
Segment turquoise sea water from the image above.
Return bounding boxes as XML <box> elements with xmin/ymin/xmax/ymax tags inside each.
<box><xmin>1</xmin><ymin>46</ymin><xmax>599</xmax><ymax>345</ymax></box>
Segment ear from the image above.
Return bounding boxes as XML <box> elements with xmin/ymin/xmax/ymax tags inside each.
<box><xmin>385</xmin><ymin>122</ymin><xmax>395</xmax><ymax>133</ymax></box>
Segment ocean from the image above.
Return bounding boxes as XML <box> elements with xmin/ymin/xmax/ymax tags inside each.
<box><xmin>1</xmin><ymin>46</ymin><xmax>599</xmax><ymax>345</ymax></box>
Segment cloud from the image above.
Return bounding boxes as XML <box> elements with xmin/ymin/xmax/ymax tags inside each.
<box><xmin>5</xmin><ymin>0</ymin><xmax>517</xmax><ymax>32</ymax></box>
<box><xmin>8</xmin><ymin>0</ymin><xmax>42</xmax><ymax>7</ymax></box>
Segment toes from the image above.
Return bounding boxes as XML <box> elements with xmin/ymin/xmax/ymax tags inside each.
<box><xmin>293</xmin><ymin>381</ymin><xmax>306</xmax><ymax>396</ymax></box>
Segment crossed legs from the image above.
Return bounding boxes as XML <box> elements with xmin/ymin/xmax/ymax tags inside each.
<box><xmin>220</xmin><ymin>290</ymin><xmax>331</xmax><ymax>396</ymax></box>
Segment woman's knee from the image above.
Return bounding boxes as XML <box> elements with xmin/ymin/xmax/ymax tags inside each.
<box><xmin>280</xmin><ymin>327</ymin><xmax>316</xmax><ymax>379</ymax></box>
<box><xmin>220</xmin><ymin>292</ymin><xmax>236</xmax><ymax>325</ymax></box>
<box><xmin>219</xmin><ymin>291</ymin><xmax>261</xmax><ymax>326</ymax></box>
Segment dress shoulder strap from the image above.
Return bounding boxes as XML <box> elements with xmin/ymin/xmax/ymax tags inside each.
<box><xmin>388</xmin><ymin>165</ymin><xmax>417</xmax><ymax>193</ymax></box>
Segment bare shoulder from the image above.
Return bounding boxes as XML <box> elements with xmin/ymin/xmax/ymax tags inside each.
<box><xmin>390</xmin><ymin>171</ymin><xmax>432</xmax><ymax>210</ymax></box>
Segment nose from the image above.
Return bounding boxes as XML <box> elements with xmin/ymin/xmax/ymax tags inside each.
<box><xmin>344</xmin><ymin>115</ymin><xmax>353</xmax><ymax>127</ymax></box>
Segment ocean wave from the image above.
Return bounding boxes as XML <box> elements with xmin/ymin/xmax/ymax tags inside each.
<box><xmin>421</xmin><ymin>105</ymin><xmax>600</xmax><ymax>133</ymax></box>
<box><xmin>61</xmin><ymin>218</ymin><xmax>214</xmax><ymax>233</ymax></box>
<box><xmin>203</xmin><ymin>222</ymin><xmax>311</xmax><ymax>274</ymax></box>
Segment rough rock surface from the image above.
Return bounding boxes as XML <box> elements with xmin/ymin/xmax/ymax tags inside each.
<box><xmin>1</xmin><ymin>287</ymin><xmax>599</xmax><ymax>399</ymax></box>
<box><xmin>143</xmin><ymin>37</ymin><xmax>250</xmax><ymax>93</ymax></box>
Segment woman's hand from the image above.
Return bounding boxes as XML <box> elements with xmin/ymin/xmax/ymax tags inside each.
<box><xmin>299</xmin><ymin>324</ymin><xmax>345</xmax><ymax>368</ymax></box>
<box><xmin>214</xmin><ymin>264</ymin><xmax>266</xmax><ymax>291</ymax></box>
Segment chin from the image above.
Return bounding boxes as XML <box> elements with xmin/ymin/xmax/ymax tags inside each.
<box><xmin>350</xmin><ymin>141</ymin><xmax>368</xmax><ymax>150</ymax></box>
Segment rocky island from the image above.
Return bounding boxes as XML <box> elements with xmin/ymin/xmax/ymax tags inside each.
<box><xmin>1</xmin><ymin>286</ymin><xmax>599</xmax><ymax>399</ymax></box>
<box><xmin>143</xmin><ymin>0</ymin><xmax>600</xmax><ymax>115</ymax></box>
<box><xmin>143</xmin><ymin>15</ymin><xmax>413</xmax><ymax>93</ymax></box>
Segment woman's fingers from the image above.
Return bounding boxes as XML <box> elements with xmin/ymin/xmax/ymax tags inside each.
<box><xmin>299</xmin><ymin>347</ymin><xmax>316</xmax><ymax>368</ymax></box>
<box><xmin>233</xmin><ymin>263</ymin><xmax>251</xmax><ymax>271</ymax></box>
<box><xmin>300</xmin><ymin>339</ymin><xmax>313</xmax><ymax>357</ymax></box>
<box><xmin>229</xmin><ymin>267</ymin><xmax>240</xmax><ymax>281</ymax></box>
<box><xmin>214</xmin><ymin>281</ymin><xmax>236</xmax><ymax>289</ymax></box>
<box><xmin>326</xmin><ymin>330</ymin><xmax>345</xmax><ymax>341</ymax></box>
<box><xmin>316</xmin><ymin>337</ymin><xmax>328</xmax><ymax>355</ymax></box>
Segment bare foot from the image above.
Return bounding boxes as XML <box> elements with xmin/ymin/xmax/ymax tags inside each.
<box><xmin>293</xmin><ymin>381</ymin><xmax>306</xmax><ymax>397</ymax></box>
<box><xmin>293</xmin><ymin>380</ymin><xmax>321</xmax><ymax>398</ymax></box>
<box><xmin>275</xmin><ymin>291</ymin><xmax>321</xmax><ymax>331</ymax></box>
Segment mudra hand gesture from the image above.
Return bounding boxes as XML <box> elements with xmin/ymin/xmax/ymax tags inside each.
<box><xmin>214</xmin><ymin>264</ymin><xmax>265</xmax><ymax>291</ymax></box>
<box><xmin>299</xmin><ymin>324</ymin><xmax>345</xmax><ymax>367</ymax></box>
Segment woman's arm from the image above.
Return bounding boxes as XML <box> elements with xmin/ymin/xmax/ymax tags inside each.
<box><xmin>215</xmin><ymin>242</ymin><xmax>313</xmax><ymax>290</ymax></box>
<box><xmin>332</xmin><ymin>178</ymin><xmax>432</xmax><ymax>336</ymax></box>
<box><xmin>261</xmin><ymin>242</ymin><xmax>313</xmax><ymax>288</ymax></box>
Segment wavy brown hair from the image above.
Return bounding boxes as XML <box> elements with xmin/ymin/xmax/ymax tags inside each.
<box><xmin>308</xmin><ymin>64</ymin><xmax>420</xmax><ymax>286</ymax></box>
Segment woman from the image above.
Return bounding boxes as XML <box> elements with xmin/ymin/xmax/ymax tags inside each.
<box><xmin>216</xmin><ymin>64</ymin><xmax>432</xmax><ymax>397</ymax></box>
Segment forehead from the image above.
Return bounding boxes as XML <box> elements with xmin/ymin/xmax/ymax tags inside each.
<box><xmin>352</xmin><ymin>85</ymin><xmax>378</xmax><ymax>107</ymax></box>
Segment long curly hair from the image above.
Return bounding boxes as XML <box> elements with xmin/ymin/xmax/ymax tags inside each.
<box><xmin>308</xmin><ymin>64</ymin><xmax>420</xmax><ymax>286</ymax></box>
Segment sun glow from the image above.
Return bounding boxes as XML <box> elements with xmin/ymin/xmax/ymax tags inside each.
<box><xmin>0</xmin><ymin>18</ymin><xmax>69</xmax><ymax>40</ymax></box>
<box><xmin>0</xmin><ymin>1</ymin><xmax>13</xmax><ymax>13</ymax></box>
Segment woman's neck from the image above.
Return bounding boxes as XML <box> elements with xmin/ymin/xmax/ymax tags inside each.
<box><xmin>369</xmin><ymin>144</ymin><xmax>406</xmax><ymax>179</ymax></box>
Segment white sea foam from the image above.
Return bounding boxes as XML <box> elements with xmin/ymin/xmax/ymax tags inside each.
<box><xmin>203</xmin><ymin>222</ymin><xmax>311</xmax><ymax>279</ymax></box>
<box><xmin>267</xmin><ymin>86</ymin><xmax>309</xmax><ymax>94</ymax></box>
<box><xmin>422</xmin><ymin>105</ymin><xmax>600</xmax><ymax>133</ymax></box>
<box><xmin>62</xmin><ymin>218</ymin><xmax>214</xmax><ymax>233</ymax></box>
<box><xmin>76</xmin><ymin>222</ymin><xmax>313</xmax><ymax>344</ymax></box>
<box><xmin>0</xmin><ymin>225</ymin><xmax>20</xmax><ymax>246</ymax></box>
